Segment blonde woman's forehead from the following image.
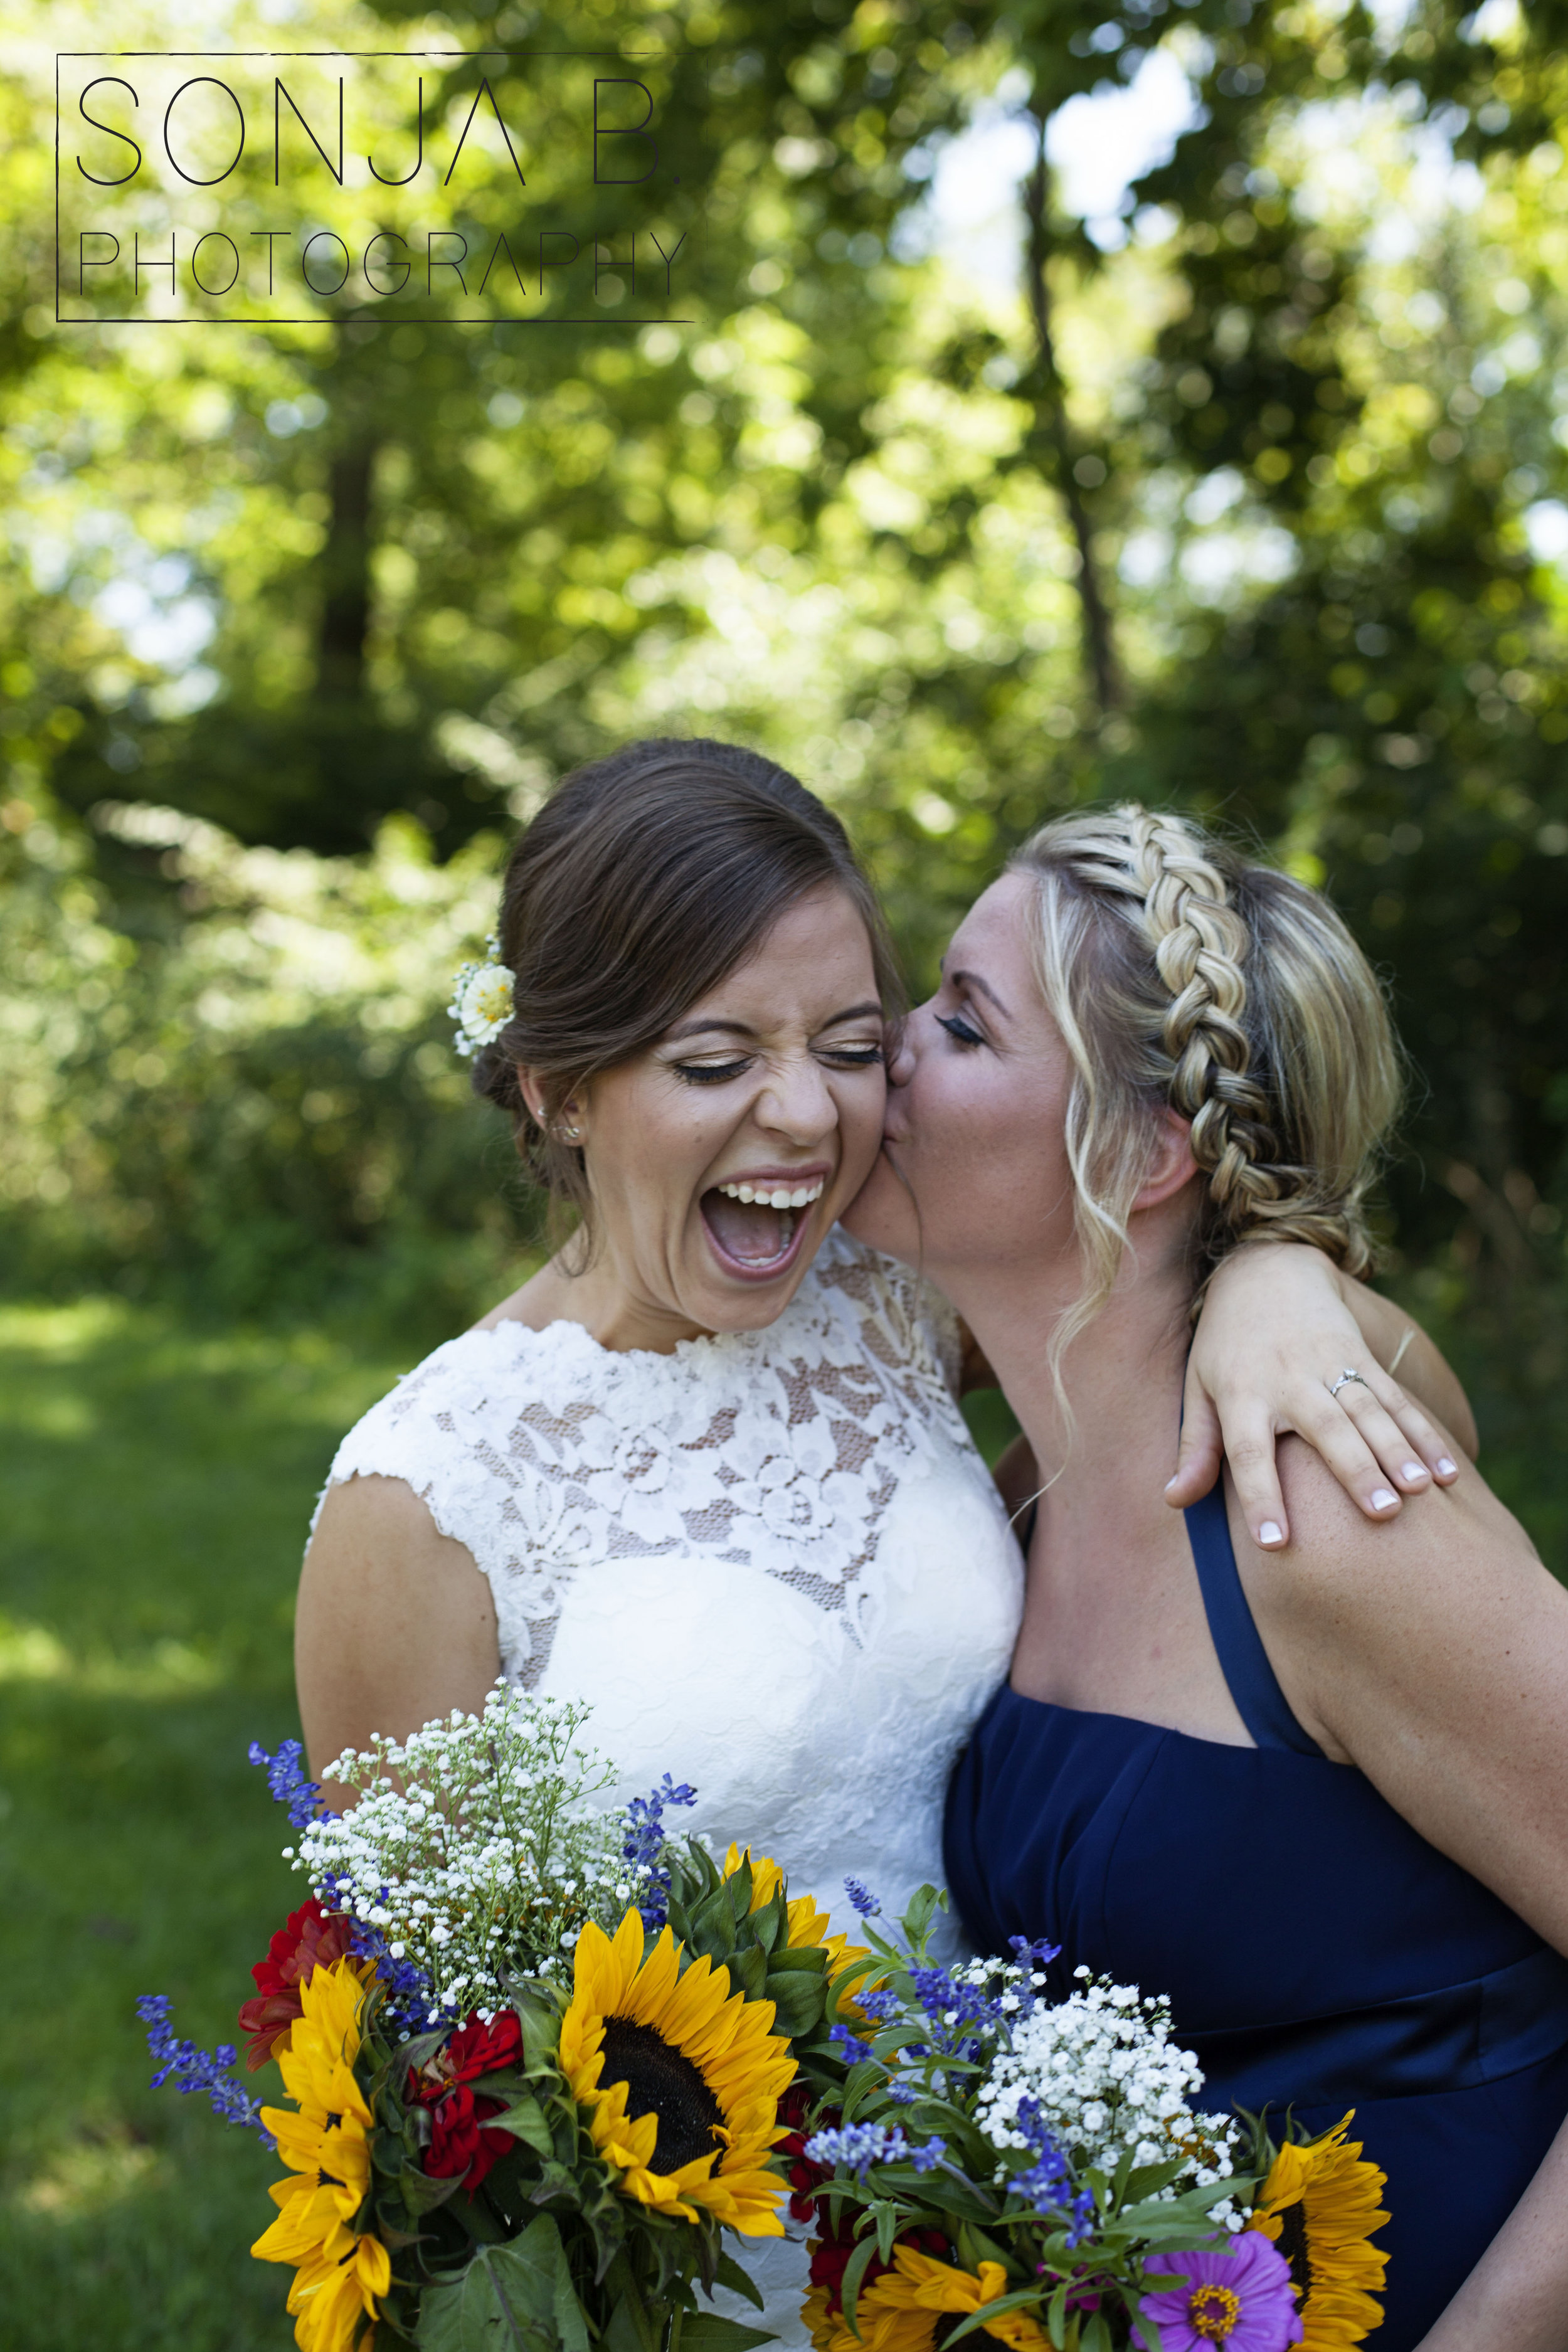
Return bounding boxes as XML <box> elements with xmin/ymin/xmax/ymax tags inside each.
<box><xmin>945</xmin><ymin>876</ymin><xmax>1036</xmax><ymax>993</ymax></box>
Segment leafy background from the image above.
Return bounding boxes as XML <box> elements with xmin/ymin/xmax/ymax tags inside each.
<box><xmin>3</xmin><ymin>0</ymin><xmax>1567</xmax><ymax>2339</ymax></box>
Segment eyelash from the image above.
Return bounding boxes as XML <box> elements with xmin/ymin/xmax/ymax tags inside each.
<box><xmin>673</xmin><ymin>1045</ymin><xmax>884</xmax><ymax>1086</ymax></box>
<box><xmin>938</xmin><ymin>1013</ymin><xmax>986</xmax><ymax>1049</ymax></box>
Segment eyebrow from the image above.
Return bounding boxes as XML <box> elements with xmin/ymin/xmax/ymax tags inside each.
<box><xmin>945</xmin><ymin>965</ymin><xmax>1012</xmax><ymax>1019</ymax></box>
<box><xmin>665</xmin><ymin>1000</ymin><xmax>883</xmax><ymax>1043</ymax></box>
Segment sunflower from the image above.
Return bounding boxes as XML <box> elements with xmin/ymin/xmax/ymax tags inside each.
<box><xmin>813</xmin><ymin>2245</ymin><xmax>1050</xmax><ymax>2352</ymax></box>
<box><xmin>1247</xmin><ymin>2116</ymin><xmax>1389</xmax><ymax>2351</ymax></box>
<box><xmin>722</xmin><ymin>1845</ymin><xmax>872</xmax><ymax>2001</ymax></box>
<box><xmin>252</xmin><ymin>1956</ymin><xmax>390</xmax><ymax>2352</ymax></box>
<box><xmin>560</xmin><ymin>1908</ymin><xmax>795</xmax><ymax>2232</ymax></box>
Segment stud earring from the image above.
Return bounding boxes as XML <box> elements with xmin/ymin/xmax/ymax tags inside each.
<box><xmin>559</xmin><ymin>1123</ymin><xmax>581</xmax><ymax>1143</ymax></box>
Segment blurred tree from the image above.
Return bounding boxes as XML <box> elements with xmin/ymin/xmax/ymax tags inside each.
<box><xmin>3</xmin><ymin>0</ymin><xmax>1565</xmax><ymax>1402</ymax></box>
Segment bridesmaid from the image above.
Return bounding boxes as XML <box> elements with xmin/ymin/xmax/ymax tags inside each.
<box><xmin>845</xmin><ymin>804</ymin><xmax>1568</xmax><ymax>2352</ymax></box>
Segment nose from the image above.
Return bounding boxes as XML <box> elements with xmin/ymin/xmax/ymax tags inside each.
<box><xmin>888</xmin><ymin>997</ymin><xmax>938</xmax><ymax>1089</ymax></box>
<box><xmin>755</xmin><ymin>1051</ymin><xmax>837</xmax><ymax>1145</ymax></box>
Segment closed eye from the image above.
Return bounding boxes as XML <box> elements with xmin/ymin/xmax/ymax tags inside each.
<box><xmin>674</xmin><ymin>1042</ymin><xmax>883</xmax><ymax>1085</ymax></box>
<box><xmin>937</xmin><ymin>1012</ymin><xmax>986</xmax><ymax>1049</ymax></box>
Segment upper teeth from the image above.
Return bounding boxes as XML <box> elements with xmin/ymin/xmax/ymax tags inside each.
<box><xmin>716</xmin><ymin>1179</ymin><xmax>825</xmax><ymax>1210</ymax></box>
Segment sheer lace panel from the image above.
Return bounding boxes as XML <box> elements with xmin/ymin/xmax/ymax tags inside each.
<box><xmin>322</xmin><ymin>1232</ymin><xmax>971</xmax><ymax>1690</ymax></box>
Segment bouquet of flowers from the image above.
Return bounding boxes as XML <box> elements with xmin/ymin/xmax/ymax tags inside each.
<box><xmin>140</xmin><ymin>1695</ymin><xmax>1389</xmax><ymax>2352</ymax></box>
<box><xmin>140</xmin><ymin>1685</ymin><xmax>870</xmax><ymax>2352</ymax></box>
<box><xmin>778</xmin><ymin>1885</ymin><xmax>1390</xmax><ymax>2352</ymax></box>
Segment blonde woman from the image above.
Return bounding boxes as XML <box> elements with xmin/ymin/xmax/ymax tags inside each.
<box><xmin>841</xmin><ymin>807</ymin><xmax>1568</xmax><ymax>2352</ymax></box>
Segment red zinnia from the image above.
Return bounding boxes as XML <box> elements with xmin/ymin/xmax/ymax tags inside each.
<box><xmin>408</xmin><ymin>2008</ymin><xmax>524</xmax><ymax>2195</ymax></box>
<box><xmin>238</xmin><ymin>1898</ymin><xmax>357</xmax><ymax>2070</ymax></box>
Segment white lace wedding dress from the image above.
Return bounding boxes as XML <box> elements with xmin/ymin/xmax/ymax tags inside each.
<box><xmin>319</xmin><ymin>1229</ymin><xmax>1024</xmax><ymax>2344</ymax></box>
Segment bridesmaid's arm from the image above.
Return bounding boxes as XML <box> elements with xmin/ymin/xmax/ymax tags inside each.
<box><xmin>1173</xmin><ymin>1242</ymin><xmax>1474</xmax><ymax>1549</ymax></box>
<box><xmin>1255</xmin><ymin>1439</ymin><xmax>1568</xmax><ymax>2352</ymax></box>
<box><xmin>295</xmin><ymin>1473</ymin><xmax>501</xmax><ymax>1811</ymax></box>
<box><xmin>1416</xmin><ymin>2115</ymin><xmax>1568</xmax><ymax>2352</ymax></box>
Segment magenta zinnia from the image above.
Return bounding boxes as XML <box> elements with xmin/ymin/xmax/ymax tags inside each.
<box><xmin>1134</xmin><ymin>2234</ymin><xmax>1303</xmax><ymax>2352</ymax></box>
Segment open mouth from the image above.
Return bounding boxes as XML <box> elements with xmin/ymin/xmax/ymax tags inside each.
<box><xmin>699</xmin><ymin>1177</ymin><xmax>825</xmax><ymax>1279</ymax></box>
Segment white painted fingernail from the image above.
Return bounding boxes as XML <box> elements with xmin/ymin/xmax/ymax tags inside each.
<box><xmin>1370</xmin><ymin>1488</ymin><xmax>1398</xmax><ymax>1512</ymax></box>
<box><xmin>1436</xmin><ymin>1457</ymin><xmax>1457</xmax><ymax>1476</ymax></box>
<box><xmin>1401</xmin><ymin>1462</ymin><xmax>1426</xmax><ymax>1482</ymax></box>
<box><xmin>1259</xmin><ymin>1521</ymin><xmax>1283</xmax><ymax>1547</ymax></box>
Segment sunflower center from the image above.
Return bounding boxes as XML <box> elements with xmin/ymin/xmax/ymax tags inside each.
<box><xmin>1187</xmin><ymin>2285</ymin><xmax>1242</xmax><ymax>2340</ymax></box>
<box><xmin>600</xmin><ymin>2015</ymin><xmax>724</xmax><ymax>2176</ymax></box>
<box><xmin>1274</xmin><ymin>2198</ymin><xmax>1313</xmax><ymax>2299</ymax></box>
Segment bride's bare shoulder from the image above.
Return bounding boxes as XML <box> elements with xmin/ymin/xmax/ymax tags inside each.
<box><xmin>299</xmin><ymin>1474</ymin><xmax>499</xmax><ymax>1788</ymax></box>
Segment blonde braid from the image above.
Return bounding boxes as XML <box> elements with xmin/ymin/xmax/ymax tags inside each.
<box><xmin>1123</xmin><ymin>809</ymin><xmax>1305</xmax><ymax>1259</ymax></box>
<box><xmin>1010</xmin><ymin>803</ymin><xmax>1401</xmax><ymax>1370</ymax></box>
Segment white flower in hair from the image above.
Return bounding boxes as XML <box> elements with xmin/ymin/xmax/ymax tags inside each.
<box><xmin>448</xmin><ymin>935</ymin><xmax>514</xmax><ymax>1057</ymax></box>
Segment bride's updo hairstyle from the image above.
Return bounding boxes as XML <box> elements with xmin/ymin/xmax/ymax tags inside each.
<box><xmin>1011</xmin><ymin>803</ymin><xmax>1402</xmax><ymax>1366</ymax></box>
<box><xmin>472</xmin><ymin>736</ymin><xmax>899</xmax><ymax>1217</ymax></box>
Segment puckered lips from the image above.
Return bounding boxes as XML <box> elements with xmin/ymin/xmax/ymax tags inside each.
<box><xmin>699</xmin><ymin>1165</ymin><xmax>829</xmax><ymax>1282</ymax></box>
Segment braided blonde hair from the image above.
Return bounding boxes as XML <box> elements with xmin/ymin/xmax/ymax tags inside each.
<box><xmin>1010</xmin><ymin>805</ymin><xmax>1402</xmax><ymax>1386</ymax></box>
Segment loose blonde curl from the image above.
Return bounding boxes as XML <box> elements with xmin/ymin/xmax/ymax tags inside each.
<box><xmin>1010</xmin><ymin>805</ymin><xmax>1403</xmax><ymax>1401</ymax></box>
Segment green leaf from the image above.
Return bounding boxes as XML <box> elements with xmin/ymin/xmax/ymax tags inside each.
<box><xmin>761</xmin><ymin>1973</ymin><xmax>824</xmax><ymax>2038</ymax></box>
<box><xmin>732</xmin><ymin>1943</ymin><xmax>770</xmax><ymax>2001</ymax></box>
<box><xmin>896</xmin><ymin>1886</ymin><xmax>946</xmax><ymax>1954</ymax></box>
<box><xmin>678</xmin><ymin>2319</ymin><xmax>775</xmax><ymax>2352</ymax></box>
<box><xmin>839</xmin><ymin>2229</ymin><xmax>884</xmax><ymax>2339</ymax></box>
<box><xmin>398</xmin><ymin>2161</ymin><xmax>469</xmax><ymax>2217</ymax></box>
<box><xmin>711</xmin><ymin>2252</ymin><xmax>766</xmax><ymax>2312</ymax></box>
<box><xmin>415</xmin><ymin>2217</ymin><xmax>592</xmax><ymax>2352</ymax></box>
<box><xmin>1081</xmin><ymin>2309</ymin><xmax>1112</xmax><ymax>2352</ymax></box>
<box><xmin>765</xmin><ymin>1945</ymin><xmax>829</xmax><ymax>1977</ymax></box>
<box><xmin>487</xmin><ymin>2097</ymin><xmax>555</xmax><ymax>2158</ymax></box>
<box><xmin>604</xmin><ymin>2287</ymin><xmax>662</xmax><ymax>2352</ymax></box>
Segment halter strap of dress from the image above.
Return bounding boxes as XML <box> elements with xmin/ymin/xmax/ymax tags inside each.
<box><xmin>1182</xmin><ymin>1483</ymin><xmax>1325</xmax><ymax>1757</ymax></box>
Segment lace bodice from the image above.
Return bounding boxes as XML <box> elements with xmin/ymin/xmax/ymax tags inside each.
<box><xmin>319</xmin><ymin>1231</ymin><xmax>1025</xmax><ymax>2343</ymax></box>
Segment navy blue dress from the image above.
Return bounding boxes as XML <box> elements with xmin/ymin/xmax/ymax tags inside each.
<box><xmin>944</xmin><ymin>1483</ymin><xmax>1568</xmax><ymax>2351</ymax></box>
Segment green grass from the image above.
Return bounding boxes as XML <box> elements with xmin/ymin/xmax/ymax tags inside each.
<box><xmin>0</xmin><ymin>1296</ymin><xmax>428</xmax><ymax>2349</ymax></box>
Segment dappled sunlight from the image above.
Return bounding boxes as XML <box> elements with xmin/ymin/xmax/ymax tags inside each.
<box><xmin>0</xmin><ymin>1612</ymin><xmax>225</xmax><ymax>1697</ymax></box>
<box><xmin>21</xmin><ymin>2119</ymin><xmax>162</xmax><ymax>2221</ymax></box>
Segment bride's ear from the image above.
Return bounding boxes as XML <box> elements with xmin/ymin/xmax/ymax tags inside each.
<box><xmin>516</xmin><ymin>1065</ymin><xmax>587</xmax><ymax>1145</ymax></box>
<box><xmin>514</xmin><ymin>1063</ymin><xmax>549</xmax><ymax>1131</ymax></box>
<box><xmin>1133</xmin><ymin>1108</ymin><xmax>1199</xmax><ymax>1211</ymax></box>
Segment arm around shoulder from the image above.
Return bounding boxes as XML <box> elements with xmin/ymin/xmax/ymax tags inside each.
<box><xmin>295</xmin><ymin>1473</ymin><xmax>501</xmax><ymax>1809</ymax></box>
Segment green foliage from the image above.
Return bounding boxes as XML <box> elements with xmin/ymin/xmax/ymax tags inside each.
<box><xmin>0</xmin><ymin>795</ymin><xmax>534</xmax><ymax>1315</ymax></box>
<box><xmin>664</xmin><ymin>1845</ymin><xmax>837</xmax><ymax>2046</ymax></box>
<box><xmin>2</xmin><ymin>0</ymin><xmax>1565</xmax><ymax>1454</ymax></box>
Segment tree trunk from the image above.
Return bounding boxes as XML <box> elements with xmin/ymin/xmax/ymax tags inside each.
<box><xmin>317</xmin><ymin>443</ymin><xmax>376</xmax><ymax>700</ymax></box>
<box><xmin>1022</xmin><ymin>119</ymin><xmax>1120</xmax><ymax>722</ymax></box>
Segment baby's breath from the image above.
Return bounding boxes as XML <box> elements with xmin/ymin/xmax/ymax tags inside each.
<box><xmin>297</xmin><ymin>1684</ymin><xmax>644</xmax><ymax>2023</ymax></box>
<box><xmin>977</xmin><ymin>1966</ymin><xmax>1241</xmax><ymax>2215</ymax></box>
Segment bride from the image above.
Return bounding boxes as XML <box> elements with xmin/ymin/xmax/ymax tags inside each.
<box><xmin>295</xmin><ymin>737</ymin><xmax>1463</xmax><ymax>2341</ymax></box>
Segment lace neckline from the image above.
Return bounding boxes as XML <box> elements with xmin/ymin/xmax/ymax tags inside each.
<box><xmin>462</xmin><ymin>1263</ymin><xmax>841</xmax><ymax>1373</ymax></box>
